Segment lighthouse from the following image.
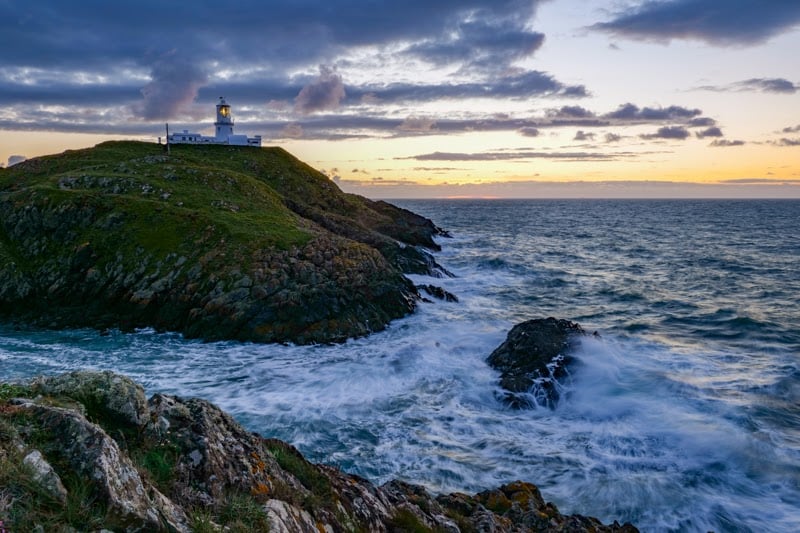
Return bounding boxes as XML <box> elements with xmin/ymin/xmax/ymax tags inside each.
<box><xmin>167</xmin><ymin>97</ymin><xmax>262</xmax><ymax>146</ymax></box>
<box><xmin>214</xmin><ymin>97</ymin><xmax>234</xmax><ymax>141</ymax></box>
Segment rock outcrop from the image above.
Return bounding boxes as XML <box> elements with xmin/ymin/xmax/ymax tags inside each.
<box><xmin>488</xmin><ymin>318</ymin><xmax>587</xmax><ymax>409</ymax></box>
<box><xmin>0</xmin><ymin>370</ymin><xmax>637</xmax><ymax>532</ymax></box>
<box><xmin>0</xmin><ymin>142</ymin><xmax>452</xmax><ymax>344</ymax></box>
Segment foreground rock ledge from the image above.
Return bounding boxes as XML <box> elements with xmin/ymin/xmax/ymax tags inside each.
<box><xmin>0</xmin><ymin>370</ymin><xmax>637</xmax><ymax>532</ymax></box>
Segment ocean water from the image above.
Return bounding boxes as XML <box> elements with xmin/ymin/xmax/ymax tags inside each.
<box><xmin>2</xmin><ymin>199</ymin><xmax>799</xmax><ymax>532</ymax></box>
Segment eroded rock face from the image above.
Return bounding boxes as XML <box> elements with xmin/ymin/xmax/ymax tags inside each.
<box><xmin>0</xmin><ymin>370</ymin><xmax>636</xmax><ymax>532</ymax></box>
<box><xmin>488</xmin><ymin>317</ymin><xmax>587</xmax><ymax>408</ymax></box>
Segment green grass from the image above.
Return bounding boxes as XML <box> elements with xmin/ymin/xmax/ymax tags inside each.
<box><xmin>0</xmin><ymin>384</ymin><xmax>30</xmax><ymax>402</ymax></box>
<box><xmin>0</xmin><ymin>141</ymin><xmax>324</xmax><ymax>310</ymax></box>
<box><xmin>0</xmin><ymin>447</ymin><xmax>107</xmax><ymax>531</ymax></box>
<box><xmin>267</xmin><ymin>442</ymin><xmax>332</xmax><ymax>503</ymax></box>
<box><xmin>0</xmin><ymin>141</ymin><xmax>316</xmax><ymax>258</ymax></box>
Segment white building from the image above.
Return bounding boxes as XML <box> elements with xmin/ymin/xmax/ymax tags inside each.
<box><xmin>167</xmin><ymin>97</ymin><xmax>261</xmax><ymax>147</ymax></box>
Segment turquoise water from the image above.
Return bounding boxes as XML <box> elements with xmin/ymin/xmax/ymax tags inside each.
<box><xmin>2</xmin><ymin>199</ymin><xmax>799</xmax><ymax>532</ymax></box>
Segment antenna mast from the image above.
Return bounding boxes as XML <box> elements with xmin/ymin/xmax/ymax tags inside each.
<box><xmin>165</xmin><ymin>123</ymin><xmax>171</xmax><ymax>155</ymax></box>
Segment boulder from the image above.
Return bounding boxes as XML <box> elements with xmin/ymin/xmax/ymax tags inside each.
<box><xmin>488</xmin><ymin>318</ymin><xmax>587</xmax><ymax>408</ymax></box>
<box><xmin>30</xmin><ymin>370</ymin><xmax>150</xmax><ymax>427</ymax></box>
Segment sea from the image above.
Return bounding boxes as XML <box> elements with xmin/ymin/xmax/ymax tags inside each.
<box><xmin>2</xmin><ymin>199</ymin><xmax>799</xmax><ymax>532</ymax></box>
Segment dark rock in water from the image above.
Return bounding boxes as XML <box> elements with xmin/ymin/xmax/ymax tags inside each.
<box><xmin>0</xmin><ymin>370</ymin><xmax>637</xmax><ymax>532</ymax></box>
<box><xmin>488</xmin><ymin>317</ymin><xmax>586</xmax><ymax>408</ymax></box>
<box><xmin>417</xmin><ymin>283</ymin><xmax>459</xmax><ymax>302</ymax></box>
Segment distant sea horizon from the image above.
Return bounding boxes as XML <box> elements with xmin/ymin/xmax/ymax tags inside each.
<box><xmin>3</xmin><ymin>198</ymin><xmax>799</xmax><ymax>532</ymax></box>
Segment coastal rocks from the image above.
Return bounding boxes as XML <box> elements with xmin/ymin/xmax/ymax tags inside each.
<box><xmin>417</xmin><ymin>283</ymin><xmax>459</xmax><ymax>302</ymax></box>
<box><xmin>488</xmin><ymin>318</ymin><xmax>587</xmax><ymax>408</ymax></box>
<box><xmin>0</xmin><ymin>370</ymin><xmax>637</xmax><ymax>532</ymax></box>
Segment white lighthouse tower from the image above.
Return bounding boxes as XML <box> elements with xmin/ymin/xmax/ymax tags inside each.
<box><xmin>214</xmin><ymin>97</ymin><xmax>234</xmax><ymax>141</ymax></box>
<box><xmin>166</xmin><ymin>97</ymin><xmax>262</xmax><ymax>146</ymax></box>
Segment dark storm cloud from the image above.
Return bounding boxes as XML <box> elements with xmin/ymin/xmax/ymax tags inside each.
<box><xmin>640</xmin><ymin>126</ymin><xmax>691</xmax><ymax>140</ymax></box>
<box><xmin>709</xmin><ymin>139</ymin><xmax>745</xmax><ymax>147</ymax></box>
<box><xmin>697</xmin><ymin>78</ymin><xmax>798</xmax><ymax>94</ymax></box>
<box><xmin>591</xmin><ymin>0</ymin><xmax>800</xmax><ymax>46</ymax></box>
<box><xmin>0</xmin><ymin>0</ymin><xmax>552</xmax><ymax>114</ymax></box>
<box><xmin>695</xmin><ymin>126</ymin><xmax>723</xmax><ymax>138</ymax></box>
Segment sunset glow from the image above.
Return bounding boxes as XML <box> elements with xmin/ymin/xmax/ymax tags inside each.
<box><xmin>1</xmin><ymin>0</ymin><xmax>798</xmax><ymax>197</ymax></box>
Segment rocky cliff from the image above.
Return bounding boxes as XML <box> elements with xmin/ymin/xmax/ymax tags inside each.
<box><xmin>0</xmin><ymin>142</ymin><xmax>449</xmax><ymax>344</ymax></box>
<box><xmin>0</xmin><ymin>371</ymin><xmax>638</xmax><ymax>532</ymax></box>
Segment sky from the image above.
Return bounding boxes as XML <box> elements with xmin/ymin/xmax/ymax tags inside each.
<box><xmin>1</xmin><ymin>0</ymin><xmax>799</xmax><ymax>198</ymax></box>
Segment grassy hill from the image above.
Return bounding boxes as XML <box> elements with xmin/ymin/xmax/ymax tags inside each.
<box><xmin>0</xmin><ymin>141</ymin><xmax>446</xmax><ymax>343</ymax></box>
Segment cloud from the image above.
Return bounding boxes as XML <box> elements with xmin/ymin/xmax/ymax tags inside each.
<box><xmin>697</xmin><ymin>78</ymin><xmax>798</xmax><ymax>94</ymax></box>
<box><xmin>404</xmin><ymin>19</ymin><xmax>545</xmax><ymax>74</ymax></box>
<box><xmin>294</xmin><ymin>65</ymin><xmax>346</xmax><ymax>115</ymax></box>
<box><xmin>782</xmin><ymin>125</ymin><xmax>800</xmax><ymax>133</ymax></box>
<box><xmin>397</xmin><ymin>116</ymin><xmax>438</xmax><ymax>133</ymax></box>
<box><xmin>574</xmin><ymin>130</ymin><xmax>596</xmax><ymax>141</ymax></box>
<box><xmin>7</xmin><ymin>155</ymin><xmax>27</xmax><ymax>166</ymax></box>
<box><xmin>605</xmin><ymin>133</ymin><xmax>622</xmax><ymax>143</ymax></box>
<box><xmin>591</xmin><ymin>0</ymin><xmax>800</xmax><ymax>46</ymax></box>
<box><xmin>350</xmin><ymin>70</ymin><xmax>588</xmax><ymax>104</ymax></box>
<box><xmin>605</xmin><ymin>103</ymin><xmax>701</xmax><ymax>121</ymax></box>
<box><xmin>709</xmin><ymin>139</ymin><xmax>745</xmax><ymax>147</ymax></box>
<box><xmin>280</xmin><ymin>123</ymin><xmax>304</xmax><ymax>138</ymax></box>
<box><xmin>640</xmin><ymin>126</ymin><xmax>691</xmax><ymax>140</ymax></box>
<box><xmin>696</xmin><ymin>126</ymin><xmax>723</xmax><ymax>138</ymax></box>
<box><xmin>548</xmin><ymin>105</ymin><xmax>596</xmax><ymax>119</ymax></box>
<box><xmin>688</xmin><ymin>117</ymin><xmax>717</xmax><ymax>127</ymax></box>
<box><xmin>721</xmin><ymin>178</ymin><xmax>800</xmax><ymax>184</ymax></box>
<box><xmin>402</xmin><ymin>150</ymin><xmax>624</xmax><ymax>162</ymax></box>
<box><xmin>771</xmin><ymin>138</ymin><xmax>800</xmax><ymax>147</ymax></box>
<box><xmin>518</xmin><ymin>127</ymin><xmax>540</xmax><ymax>137</ymax></box>
<box><xmin>135</xmin><ymin>53</ymin><xmax>207</xmax><ymax>120</ymax></box>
